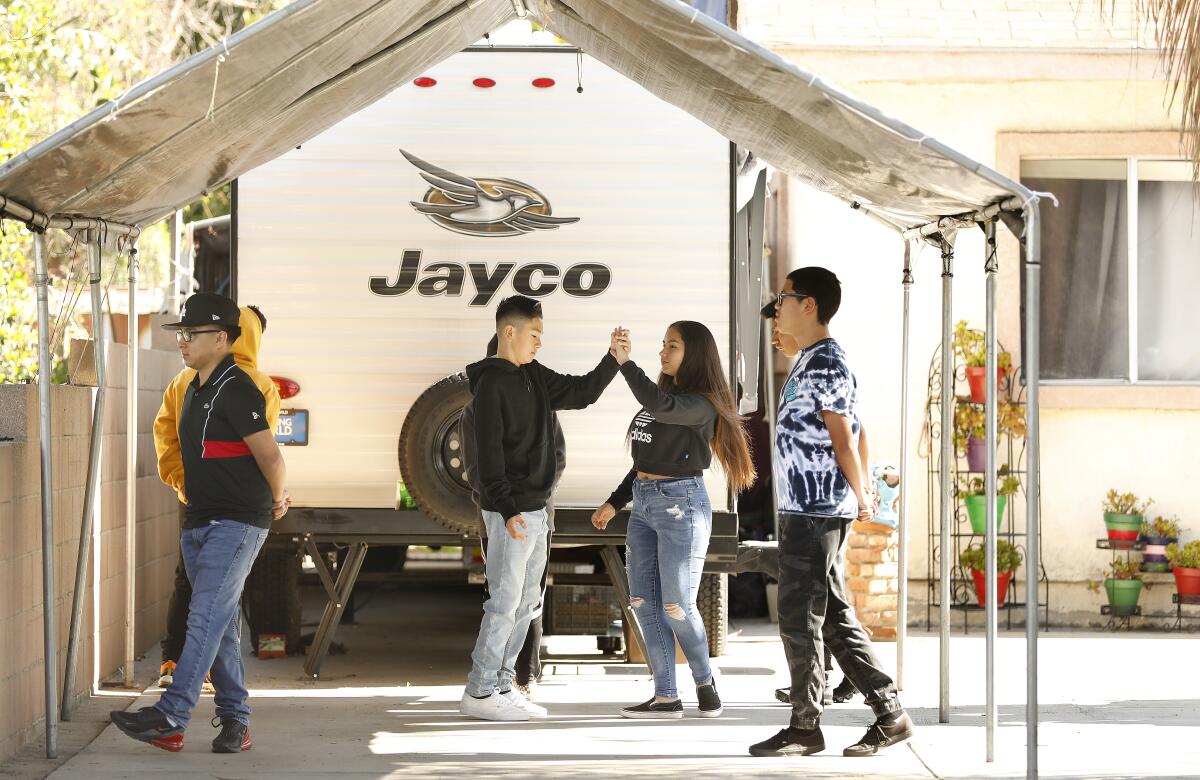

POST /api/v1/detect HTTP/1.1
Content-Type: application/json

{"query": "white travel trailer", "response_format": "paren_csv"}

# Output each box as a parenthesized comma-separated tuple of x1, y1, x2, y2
(233, 48, 768, 673)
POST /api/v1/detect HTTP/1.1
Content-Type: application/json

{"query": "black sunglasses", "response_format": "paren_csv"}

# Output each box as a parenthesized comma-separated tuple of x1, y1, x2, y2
(774, 291, 810, 308)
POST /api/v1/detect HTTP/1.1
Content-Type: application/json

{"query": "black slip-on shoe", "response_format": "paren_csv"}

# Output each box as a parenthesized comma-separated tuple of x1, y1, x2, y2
(110, 706, 184, 751)
(843, 711, 915, 757)
(620, 697, 683, 719)
(749, 726, 826, 757)
(832, 677, 859, 703)
(211, 717, 253, 753)
(773, 687, 790, 704)
(696, 681, 723, 718)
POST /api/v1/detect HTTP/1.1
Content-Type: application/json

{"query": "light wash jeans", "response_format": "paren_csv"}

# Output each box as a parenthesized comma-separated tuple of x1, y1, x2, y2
(466, 508, 550, 697)
(156, 519, 268, 728)
(627, 477, 713, 699)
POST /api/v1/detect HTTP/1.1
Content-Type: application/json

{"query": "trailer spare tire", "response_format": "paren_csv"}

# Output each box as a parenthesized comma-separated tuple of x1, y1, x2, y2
(698, 572, 728, 657)
(399, 373, 480, 535)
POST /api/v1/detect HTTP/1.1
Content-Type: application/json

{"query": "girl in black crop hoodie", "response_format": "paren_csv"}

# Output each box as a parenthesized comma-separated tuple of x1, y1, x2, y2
(593, 321, 755, 720)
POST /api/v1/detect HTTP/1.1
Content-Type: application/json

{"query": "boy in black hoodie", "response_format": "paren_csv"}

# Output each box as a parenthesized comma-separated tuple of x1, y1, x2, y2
(462, 335, 566, 700)
(460, 295, 623, 721)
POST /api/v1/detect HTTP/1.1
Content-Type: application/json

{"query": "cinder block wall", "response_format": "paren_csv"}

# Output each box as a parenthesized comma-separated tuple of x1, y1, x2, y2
(0, 341, 180, 762)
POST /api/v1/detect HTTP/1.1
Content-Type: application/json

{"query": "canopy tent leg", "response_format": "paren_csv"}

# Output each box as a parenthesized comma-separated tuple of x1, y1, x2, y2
(62, 236, 108, 720)
(896, 241, 914, 691)
(984, 220, 999, 761)
(1023, 201, 1042, 780)
(33, 232, 59, 758)
(938, 235, 955, 724)
(124, 244, 139, 688)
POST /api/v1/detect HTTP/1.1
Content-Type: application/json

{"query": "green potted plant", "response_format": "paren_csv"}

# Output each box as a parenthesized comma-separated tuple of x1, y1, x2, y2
(1166, 540, 1200, 597)
(957, 467, 1020, 534)
(1103, 490, 1152, 542)
(959, 541, 1022, 607)
(1140, 515, 1181, 572)
(952, 320, 1013, 403)
(1089, 559, 1146, 616)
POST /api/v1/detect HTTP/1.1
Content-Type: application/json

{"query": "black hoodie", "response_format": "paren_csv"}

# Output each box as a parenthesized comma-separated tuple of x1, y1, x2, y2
(464, 352, 619, 520)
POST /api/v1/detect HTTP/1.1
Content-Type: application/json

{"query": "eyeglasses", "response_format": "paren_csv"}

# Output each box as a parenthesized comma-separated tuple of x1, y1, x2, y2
(774, 291, 810, 308)
(175, 329, 224, 343)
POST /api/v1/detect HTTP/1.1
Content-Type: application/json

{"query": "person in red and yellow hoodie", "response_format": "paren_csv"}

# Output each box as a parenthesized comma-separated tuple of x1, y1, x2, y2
(152, 305, 281, 687)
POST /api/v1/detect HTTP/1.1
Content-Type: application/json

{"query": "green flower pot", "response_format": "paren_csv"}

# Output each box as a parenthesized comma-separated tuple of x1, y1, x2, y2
(1105, 578, 1143, 616)
(965, 494, 1007, 535)
(1103, 512, 1143, 542)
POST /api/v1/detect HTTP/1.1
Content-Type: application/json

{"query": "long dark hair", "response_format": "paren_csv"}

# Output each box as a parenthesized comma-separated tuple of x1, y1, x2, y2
(630, 321, 756, 492)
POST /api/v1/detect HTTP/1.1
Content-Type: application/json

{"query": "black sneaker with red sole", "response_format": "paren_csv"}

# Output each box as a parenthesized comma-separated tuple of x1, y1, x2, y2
(212, 717, 253, 753)
(110, 706, 184, 752)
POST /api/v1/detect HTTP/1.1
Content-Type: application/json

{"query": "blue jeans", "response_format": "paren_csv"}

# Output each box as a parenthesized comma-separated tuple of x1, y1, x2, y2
(156, 519, 268, 729)
(627, 477, 713, 699)
(466, 508, 550, 697)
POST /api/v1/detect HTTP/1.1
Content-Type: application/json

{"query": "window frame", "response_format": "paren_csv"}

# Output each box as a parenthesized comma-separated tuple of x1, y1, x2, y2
(1022, 156, 1200, 386)
(996, 132, 1200, 409)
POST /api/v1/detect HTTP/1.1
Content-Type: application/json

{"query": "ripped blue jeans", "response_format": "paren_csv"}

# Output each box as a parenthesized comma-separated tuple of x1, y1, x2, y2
(626, 477, 713, 699)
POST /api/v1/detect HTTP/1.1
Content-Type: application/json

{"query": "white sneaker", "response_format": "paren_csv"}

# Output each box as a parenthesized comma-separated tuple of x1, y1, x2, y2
(460, 690, 530, 721)
(501, 688, 548, 718)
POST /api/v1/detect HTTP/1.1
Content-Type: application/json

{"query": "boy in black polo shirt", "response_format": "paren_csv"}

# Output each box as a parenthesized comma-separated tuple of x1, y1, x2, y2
(111, 293, 290, 754)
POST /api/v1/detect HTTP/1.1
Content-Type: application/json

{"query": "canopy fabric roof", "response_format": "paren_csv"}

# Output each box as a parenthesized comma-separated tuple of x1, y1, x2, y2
(0, 0, 1031, 233)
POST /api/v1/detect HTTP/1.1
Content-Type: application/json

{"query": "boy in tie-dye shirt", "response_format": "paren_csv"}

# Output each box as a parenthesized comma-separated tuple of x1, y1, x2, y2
(749, 267, 913, 760)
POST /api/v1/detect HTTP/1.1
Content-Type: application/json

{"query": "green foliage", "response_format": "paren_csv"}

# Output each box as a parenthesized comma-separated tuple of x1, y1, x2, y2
(1142, 514, 1182, 540)
(957, 466, 1020, 497)
(953, 401, 1026, 448)
(1166, 540, 1200, 569)
(959, 540, 1023, 573)
(1, 1, 280, 382)
(952, 320, 1013, 370)
(1103, 489, 1152, 516)
(0, 234, 37, 383)
(1088, 558, 1146, 593)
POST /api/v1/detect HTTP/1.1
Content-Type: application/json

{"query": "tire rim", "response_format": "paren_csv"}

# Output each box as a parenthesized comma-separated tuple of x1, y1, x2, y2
(432, 411, 471, 494)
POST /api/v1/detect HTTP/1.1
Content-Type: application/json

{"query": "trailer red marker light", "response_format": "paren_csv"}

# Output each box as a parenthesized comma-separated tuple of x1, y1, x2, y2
(532, 78, 555, 88)
(473, 77, 496, 88)
(413, 77, 437, 87)
(271, 377, 301, 399)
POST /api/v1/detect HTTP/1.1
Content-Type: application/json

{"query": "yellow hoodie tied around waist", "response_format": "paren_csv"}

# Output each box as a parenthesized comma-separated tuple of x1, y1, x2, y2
(153, 306, 282, 504)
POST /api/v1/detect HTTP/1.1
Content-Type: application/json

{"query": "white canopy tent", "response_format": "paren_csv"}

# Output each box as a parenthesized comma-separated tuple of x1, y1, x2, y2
(0, 1, 1043, 774)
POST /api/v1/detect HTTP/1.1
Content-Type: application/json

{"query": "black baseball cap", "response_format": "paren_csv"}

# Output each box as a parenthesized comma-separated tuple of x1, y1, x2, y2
(162, 292, 240, 330)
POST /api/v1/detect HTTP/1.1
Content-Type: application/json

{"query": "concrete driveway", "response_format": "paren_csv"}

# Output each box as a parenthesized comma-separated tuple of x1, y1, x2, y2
(30, 582, 1200, 779)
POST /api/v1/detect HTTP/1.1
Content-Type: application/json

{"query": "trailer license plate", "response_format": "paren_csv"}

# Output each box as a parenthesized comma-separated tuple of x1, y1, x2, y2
(275, 410, 308, 446)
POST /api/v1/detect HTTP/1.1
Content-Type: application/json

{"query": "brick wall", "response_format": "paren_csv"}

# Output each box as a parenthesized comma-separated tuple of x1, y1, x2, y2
(845, 520, 899, 640)
(0, 340, 180, 763)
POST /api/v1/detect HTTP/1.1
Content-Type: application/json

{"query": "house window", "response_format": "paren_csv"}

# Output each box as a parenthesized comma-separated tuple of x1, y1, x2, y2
(1022, 159, 1200, 383)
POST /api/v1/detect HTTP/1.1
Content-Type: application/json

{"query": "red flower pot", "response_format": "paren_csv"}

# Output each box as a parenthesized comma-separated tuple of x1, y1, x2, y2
(1174, 566, 1200, 597)
(971, 568, 1014, 607)
(966, 366, 1007, 404)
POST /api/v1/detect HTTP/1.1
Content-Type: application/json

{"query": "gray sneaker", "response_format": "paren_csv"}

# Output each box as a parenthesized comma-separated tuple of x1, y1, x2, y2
(620, 697, 683, 719)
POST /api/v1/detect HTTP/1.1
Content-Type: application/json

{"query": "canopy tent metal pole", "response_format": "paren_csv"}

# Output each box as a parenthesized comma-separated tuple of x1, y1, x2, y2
(0, 194, 138, 238)
(896, 241, 914, 691)
(1023, 200, 1042, 780)
(61, 236, 108, 720)
(33, 231, 59, 758)
(984, 220, 999, 761)
(124, 245, 139, 688)
(938, 236, 954, 724)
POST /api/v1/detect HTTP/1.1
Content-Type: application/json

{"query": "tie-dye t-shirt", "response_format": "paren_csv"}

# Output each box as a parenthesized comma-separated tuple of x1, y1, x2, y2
(775, 337, 860, 518)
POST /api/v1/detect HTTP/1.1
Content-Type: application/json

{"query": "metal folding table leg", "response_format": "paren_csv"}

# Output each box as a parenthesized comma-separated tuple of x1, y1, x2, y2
(303, 539, 369, 678)
(599, 544, 649, 665)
